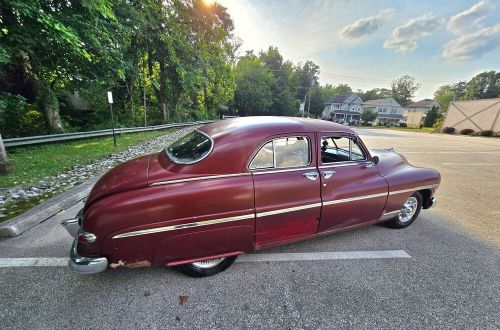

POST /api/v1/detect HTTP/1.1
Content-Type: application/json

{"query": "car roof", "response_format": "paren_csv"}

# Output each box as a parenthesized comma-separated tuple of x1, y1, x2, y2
(199, 116, 355, 139)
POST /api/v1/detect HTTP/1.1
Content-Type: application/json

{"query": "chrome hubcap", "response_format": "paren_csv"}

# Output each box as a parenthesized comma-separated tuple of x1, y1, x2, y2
(191, 258, 225, 269)
(398, 196, 418, 223)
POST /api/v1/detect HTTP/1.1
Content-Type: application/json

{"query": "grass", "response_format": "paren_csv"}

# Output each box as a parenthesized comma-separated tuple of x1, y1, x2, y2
(360, 126, 435, 133)
(0, 130, 172, 189)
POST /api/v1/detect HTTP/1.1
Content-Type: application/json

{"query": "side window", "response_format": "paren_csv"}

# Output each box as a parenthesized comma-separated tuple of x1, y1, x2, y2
(250, 137, 310, 170)
(321, 136, 366, 163)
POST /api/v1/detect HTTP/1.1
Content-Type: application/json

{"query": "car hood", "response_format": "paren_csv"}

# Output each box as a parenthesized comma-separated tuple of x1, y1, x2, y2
(85, 154, 152, 208)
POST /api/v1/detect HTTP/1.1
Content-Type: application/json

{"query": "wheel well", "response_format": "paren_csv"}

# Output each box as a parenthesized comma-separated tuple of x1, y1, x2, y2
(420, 189, 432, 209)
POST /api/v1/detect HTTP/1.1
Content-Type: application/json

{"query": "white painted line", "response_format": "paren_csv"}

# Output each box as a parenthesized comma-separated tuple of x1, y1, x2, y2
(0, 258, 67, 268)
(0, 250, 411, 268)
(441, 163, 500, 166)
(237, 250, 411, 262)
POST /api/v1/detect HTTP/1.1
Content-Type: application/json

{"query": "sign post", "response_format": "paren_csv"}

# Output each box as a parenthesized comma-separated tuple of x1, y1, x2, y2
(107, 91, 116, 147)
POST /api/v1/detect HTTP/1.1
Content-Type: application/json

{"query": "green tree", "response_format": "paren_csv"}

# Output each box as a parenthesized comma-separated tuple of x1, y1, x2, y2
(423, 106, 438, 127)
(361, 109, 377, 123)
(359, 88, 392, 101)
(294, 60, 320, 101)
(434, 85, 455, 112)
(0, 0, 119, 132)
(391, 75, 420, 106)
(463, 71, 500, 100)
(232, 56, 273, 116)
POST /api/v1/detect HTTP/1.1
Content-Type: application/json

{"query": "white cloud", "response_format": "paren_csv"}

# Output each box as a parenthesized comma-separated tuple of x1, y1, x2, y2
(442, 1, 499, 61)
(442, 23, 500, 61)
(446, 0, 491, 35)
(339, 9, 394, 40)
(384, 13, 442, 53)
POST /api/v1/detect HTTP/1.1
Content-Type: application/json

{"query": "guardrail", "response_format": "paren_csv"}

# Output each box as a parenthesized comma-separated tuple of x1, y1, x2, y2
(4, 120, 215, 148)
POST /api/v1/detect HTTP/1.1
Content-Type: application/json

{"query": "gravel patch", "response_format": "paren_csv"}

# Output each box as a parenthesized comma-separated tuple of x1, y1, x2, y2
(0, 127, 196, 220)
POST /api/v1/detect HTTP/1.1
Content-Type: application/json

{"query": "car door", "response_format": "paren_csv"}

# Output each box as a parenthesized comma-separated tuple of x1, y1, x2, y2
(250, 134, 321, 247)
(317, 132, 388, 233)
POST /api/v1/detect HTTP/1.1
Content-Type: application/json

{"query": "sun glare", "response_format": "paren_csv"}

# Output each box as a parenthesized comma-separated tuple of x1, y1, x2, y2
(202, 0, 216, 6)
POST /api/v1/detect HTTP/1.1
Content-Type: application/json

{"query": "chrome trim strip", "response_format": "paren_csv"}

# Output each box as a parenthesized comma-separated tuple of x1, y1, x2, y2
(379, 210, 400, 220)
(150, 173, 251, 186)
(252, 167, 317, 175)
(323, 192, 387, 206)
(112, 213, 256, 239)
(389, 184, 439, 195)
(318, 161, 370, 169)
(256, 202, 322, 218)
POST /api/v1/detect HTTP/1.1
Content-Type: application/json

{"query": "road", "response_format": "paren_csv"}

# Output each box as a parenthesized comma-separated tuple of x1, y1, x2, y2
(0, 128, 498, 329)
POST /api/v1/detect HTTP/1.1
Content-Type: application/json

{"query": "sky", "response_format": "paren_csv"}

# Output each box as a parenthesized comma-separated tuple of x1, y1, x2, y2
(216, 0, 500, 100)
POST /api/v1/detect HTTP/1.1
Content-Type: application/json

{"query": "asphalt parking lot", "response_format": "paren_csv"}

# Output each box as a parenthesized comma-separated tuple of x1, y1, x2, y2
(0, 128, 499, 329)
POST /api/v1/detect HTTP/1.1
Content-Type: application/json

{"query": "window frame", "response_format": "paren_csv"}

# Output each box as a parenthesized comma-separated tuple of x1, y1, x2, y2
(320, 135, 368, 165)
(249, 135, 312, 171)
(164, 130, 214, 165)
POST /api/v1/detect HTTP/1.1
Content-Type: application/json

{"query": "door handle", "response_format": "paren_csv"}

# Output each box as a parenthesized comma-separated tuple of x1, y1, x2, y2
(303, 172, 319, 181)
(321, 170, 336, 179)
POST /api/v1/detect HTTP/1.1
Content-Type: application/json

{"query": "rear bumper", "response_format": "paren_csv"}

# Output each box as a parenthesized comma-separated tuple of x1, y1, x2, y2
(68, 240, 108, 274)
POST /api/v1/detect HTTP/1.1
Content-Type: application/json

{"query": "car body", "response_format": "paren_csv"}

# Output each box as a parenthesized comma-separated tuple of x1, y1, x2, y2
(64, 117, 440, 276)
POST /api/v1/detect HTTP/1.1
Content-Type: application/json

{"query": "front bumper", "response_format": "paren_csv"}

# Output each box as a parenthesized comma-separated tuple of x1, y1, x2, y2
(68, 240, 108, 274)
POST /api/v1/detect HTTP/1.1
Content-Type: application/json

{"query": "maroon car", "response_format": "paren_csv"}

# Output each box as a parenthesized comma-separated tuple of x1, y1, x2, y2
(63, 117, 440, 277)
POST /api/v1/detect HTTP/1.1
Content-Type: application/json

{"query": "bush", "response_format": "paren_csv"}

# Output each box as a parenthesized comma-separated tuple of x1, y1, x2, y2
(442, 127, 455, 134)
(480, 130, 494, 137)
(399, 123, 407, 127)
(460, 128, 474, 135)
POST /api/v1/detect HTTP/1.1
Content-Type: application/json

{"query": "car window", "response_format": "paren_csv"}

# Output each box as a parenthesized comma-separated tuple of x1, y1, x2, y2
(165, 130, 213, 164)
(321, 136, 366, 163)
(250, 136, 310, 170)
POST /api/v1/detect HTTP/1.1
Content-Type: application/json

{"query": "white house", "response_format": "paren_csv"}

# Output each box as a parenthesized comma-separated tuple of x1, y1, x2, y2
(362, 98, 404, 125)
(405, 99, 441, 115)
(322, 93, 363, 124)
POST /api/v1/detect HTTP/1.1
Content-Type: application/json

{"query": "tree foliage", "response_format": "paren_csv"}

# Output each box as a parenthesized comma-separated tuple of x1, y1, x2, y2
(361, 109, 377, 122)
(423, 106, 438, 127)
(391, 75, 420, 106)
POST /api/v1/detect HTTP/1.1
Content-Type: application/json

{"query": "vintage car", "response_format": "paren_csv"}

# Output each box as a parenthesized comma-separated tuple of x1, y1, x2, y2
(63, 117, 440, 277)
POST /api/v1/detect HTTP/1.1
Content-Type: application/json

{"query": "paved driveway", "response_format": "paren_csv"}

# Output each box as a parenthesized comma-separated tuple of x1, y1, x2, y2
(0, 129, 498, 329)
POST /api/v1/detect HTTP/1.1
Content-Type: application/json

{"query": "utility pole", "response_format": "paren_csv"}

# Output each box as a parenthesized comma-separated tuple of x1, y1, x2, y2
(306, 77, 312, 118)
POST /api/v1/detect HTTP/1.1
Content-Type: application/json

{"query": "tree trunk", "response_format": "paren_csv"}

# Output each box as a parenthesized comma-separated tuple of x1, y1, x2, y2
(34, 81, 64, 133)
(0, 133, 12, 175)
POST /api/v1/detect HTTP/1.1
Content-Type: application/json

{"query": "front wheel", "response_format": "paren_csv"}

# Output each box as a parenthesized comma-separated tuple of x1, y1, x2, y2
(385, 192, 422, 229)
(177, 256, 237, 277)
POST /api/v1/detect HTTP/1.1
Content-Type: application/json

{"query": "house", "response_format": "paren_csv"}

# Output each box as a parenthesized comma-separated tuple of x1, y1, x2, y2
(403, 99, 441, 127)
(362, 98, 404, 126)
(405, 99, 441, 114)
(322, 93, 363, 124)
(442, 98, 500, 134)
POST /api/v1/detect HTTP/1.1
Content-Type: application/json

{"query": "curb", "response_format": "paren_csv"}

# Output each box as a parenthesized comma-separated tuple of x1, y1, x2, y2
(0, 176, 101, 237)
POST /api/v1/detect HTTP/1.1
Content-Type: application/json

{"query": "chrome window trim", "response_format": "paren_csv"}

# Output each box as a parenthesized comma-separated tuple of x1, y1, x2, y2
(112, 213, 255, 239)
(256, 202, 322, 218)
(249, 135, 312, 171)
(252, 166, 317, 175)
(149, 173, 252, 186)
(318, 161, 371, 169)
(389, 184, 439, 195)
(322, 192, 388, 206)
(320, 135, 367, 166)
(164, 130, 214, 165)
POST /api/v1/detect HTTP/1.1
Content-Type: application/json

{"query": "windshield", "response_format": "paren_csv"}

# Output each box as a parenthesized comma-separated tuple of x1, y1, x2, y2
(165, 130, 213, 164)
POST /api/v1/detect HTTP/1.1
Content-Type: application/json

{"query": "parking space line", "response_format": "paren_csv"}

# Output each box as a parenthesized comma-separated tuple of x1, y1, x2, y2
(441, 163, 500, 165)
(0, 250, 411, 268)
(0, 258, 67, 267)
(237, 250, 411, 262)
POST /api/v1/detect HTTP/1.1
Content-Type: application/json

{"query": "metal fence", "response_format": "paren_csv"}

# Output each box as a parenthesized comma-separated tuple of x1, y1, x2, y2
(4, 120, 215, 148)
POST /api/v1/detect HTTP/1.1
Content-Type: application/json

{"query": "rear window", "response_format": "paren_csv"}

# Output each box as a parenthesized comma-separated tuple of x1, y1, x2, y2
(165, 130, 213, 164)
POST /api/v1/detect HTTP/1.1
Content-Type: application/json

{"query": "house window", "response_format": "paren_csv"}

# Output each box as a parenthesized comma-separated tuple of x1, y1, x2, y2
(391, 109, 397, 114)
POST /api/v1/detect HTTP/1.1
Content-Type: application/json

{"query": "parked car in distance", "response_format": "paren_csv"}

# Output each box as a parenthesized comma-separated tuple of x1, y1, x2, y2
(63, 117, 440, 277)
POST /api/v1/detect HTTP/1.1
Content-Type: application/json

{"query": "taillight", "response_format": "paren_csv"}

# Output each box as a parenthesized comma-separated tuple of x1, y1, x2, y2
(77, 229, 96, 243)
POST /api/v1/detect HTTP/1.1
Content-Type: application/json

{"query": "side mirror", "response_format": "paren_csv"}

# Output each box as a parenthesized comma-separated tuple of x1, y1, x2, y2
(371, 156, 379, 165)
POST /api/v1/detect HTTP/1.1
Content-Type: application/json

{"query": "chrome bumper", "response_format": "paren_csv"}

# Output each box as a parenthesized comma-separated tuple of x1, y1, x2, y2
(429, 196, 437, 208)
(69, 240, 108, 274)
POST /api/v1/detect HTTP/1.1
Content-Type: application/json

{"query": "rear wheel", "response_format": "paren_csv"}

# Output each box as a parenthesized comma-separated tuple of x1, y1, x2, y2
(386, 192, 422, 229)
(177, 256, 237, 277)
